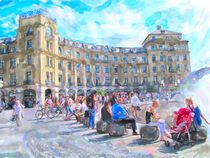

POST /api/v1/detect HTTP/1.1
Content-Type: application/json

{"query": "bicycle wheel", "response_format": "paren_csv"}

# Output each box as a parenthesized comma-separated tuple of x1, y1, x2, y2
(35, 110, 43, 119)
(46, 110, 55, 119)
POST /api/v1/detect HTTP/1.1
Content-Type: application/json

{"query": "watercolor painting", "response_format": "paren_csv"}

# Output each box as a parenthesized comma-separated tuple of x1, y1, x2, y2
(0, 0, 210, 157)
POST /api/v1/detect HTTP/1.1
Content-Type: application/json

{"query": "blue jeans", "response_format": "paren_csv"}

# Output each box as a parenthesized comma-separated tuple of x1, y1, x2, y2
(66, 106, 72, 117)
(88, 108, 96, 128)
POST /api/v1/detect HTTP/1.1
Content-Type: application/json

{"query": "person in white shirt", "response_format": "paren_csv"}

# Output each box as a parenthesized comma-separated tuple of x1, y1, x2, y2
(130, 92, 140, 118)
(12, 100, 24, 127)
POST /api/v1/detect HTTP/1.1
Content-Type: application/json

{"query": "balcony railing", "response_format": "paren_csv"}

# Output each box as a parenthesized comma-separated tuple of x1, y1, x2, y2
(23, 80, 34, 85)
(10, 82, 16, 86)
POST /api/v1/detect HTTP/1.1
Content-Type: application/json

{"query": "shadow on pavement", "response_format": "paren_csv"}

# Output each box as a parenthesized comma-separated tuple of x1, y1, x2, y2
(128, 139, 161, 147)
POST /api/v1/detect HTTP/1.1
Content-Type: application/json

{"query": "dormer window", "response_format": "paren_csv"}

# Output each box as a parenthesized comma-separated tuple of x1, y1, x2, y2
(151, 45, 155, 51)
(174, 45, 178, 51)
(58, 47, 62, 54)
(165, 36, 169, 39)
(76, 52, 80, 58)
(152, 36, 156, 40)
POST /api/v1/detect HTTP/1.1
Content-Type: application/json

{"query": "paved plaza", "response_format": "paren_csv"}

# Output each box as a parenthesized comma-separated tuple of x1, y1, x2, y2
(0, 108, 209, 158)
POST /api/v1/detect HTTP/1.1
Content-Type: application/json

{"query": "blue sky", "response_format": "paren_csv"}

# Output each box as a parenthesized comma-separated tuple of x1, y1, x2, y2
(0, 0, 210, 71)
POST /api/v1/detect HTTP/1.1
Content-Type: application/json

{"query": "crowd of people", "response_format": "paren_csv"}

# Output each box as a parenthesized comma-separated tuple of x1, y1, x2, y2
(1, 89, 209, 143)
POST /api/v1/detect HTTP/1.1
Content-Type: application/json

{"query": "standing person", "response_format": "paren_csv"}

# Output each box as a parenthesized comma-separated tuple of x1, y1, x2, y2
(1, 99, 6, 113)
(65, 96, 73, 118)
(12, 100, 23, 127)
(87, 90, 97, 129)
(59, 94, 65, 107)
(131, 92, 140, 118)
(45, 95, 54, 110)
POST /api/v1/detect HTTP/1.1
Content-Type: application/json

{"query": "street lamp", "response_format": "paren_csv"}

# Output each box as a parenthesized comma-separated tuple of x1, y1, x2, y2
(0, 80, 3, 107)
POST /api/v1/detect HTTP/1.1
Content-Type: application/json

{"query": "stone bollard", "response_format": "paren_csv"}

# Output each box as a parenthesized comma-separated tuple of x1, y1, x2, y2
(79, 116, 84, 124)
(125, 123, 132, 129)
(108, 123, 125, 137)
(96, 120, 109, 134)
(83, 117, 89, 127)
(191, 125, 207, 142)
(140, 125, 160, 141)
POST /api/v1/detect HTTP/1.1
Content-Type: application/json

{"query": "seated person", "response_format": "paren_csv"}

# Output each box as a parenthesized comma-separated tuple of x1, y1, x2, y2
(146, 100, 171, 141)
(63, 99, 81, 121)
(101, 101, 112, 123)
(75, 98, 86, 123)
(185, 97, 210, 127)
(111, 96, 138, 135)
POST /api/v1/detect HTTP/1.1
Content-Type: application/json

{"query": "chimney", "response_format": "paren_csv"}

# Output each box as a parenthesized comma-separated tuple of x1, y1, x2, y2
(157, 25, 162, 30)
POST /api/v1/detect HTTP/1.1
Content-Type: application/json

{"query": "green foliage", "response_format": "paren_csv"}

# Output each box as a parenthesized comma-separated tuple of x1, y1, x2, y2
(146, 86, 156, 92)
(97, 89, 105, 96)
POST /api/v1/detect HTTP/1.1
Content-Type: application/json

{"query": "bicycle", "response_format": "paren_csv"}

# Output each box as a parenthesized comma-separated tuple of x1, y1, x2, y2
(35, 106, 54, 119)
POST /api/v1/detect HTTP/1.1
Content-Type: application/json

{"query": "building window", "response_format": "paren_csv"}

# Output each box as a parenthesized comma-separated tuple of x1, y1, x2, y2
(174, 45, 178, 51)
(175, 54, 179, 61)
(58, 47, 62, 54)
(112, 48, 116, 52)
(105, 77, 109, 84)
(123, 66, 127, 73)
(168, 56, 172, 62)
(160, 55, 163, 61)
(75, 43, 79, 48)
(68, 50, 71, 55)
(152, 55, 156, 62)
(0, 60, 4, 69)
(184, 64, 188, 71)
(68, 76, 71, 86)
(46, 72, 49, 82)
(95, 77, 100, 86)
(86, 77, 90, 85)
(86, 65, 90, 72)
(10, 74, 16, 85)
(169, 76, 174, 84)
(153, 76, 158, 83)
(95, 65, 99, 73)
(166, 45, 170, 51)
(142, 56, 146, 63)
(103, 47, 107, 52)
(46, 56, 49, 66)
(27, 39, 32, 48)
(168, 65, 173, 72)
(176, 64, 180, 72)
(160, 65, 165, 72)
(68, 62, 71, 71)
(0, 75, 3, 81)
(76, 63, 80, 72)
(50, 57, 52, 67)
(142, 66, 147, 73)
(95, 54, 99, 60)
(76, 52, 80, 58)
(0, 48, 5, 54)
(159, 45, 163, 51)
(50, 43, 52, 50)
(165, 36, 169, 39)
(152, 36, 156, 40)
(182, 44, 186, 50)
(183, 54, 187, 61)
(84, 53, 89, 60)
(114, 78, 118, 84)
(12, 46, 17, 53)
(26, 55, 32, 65)
(143, 77, 147, 83)
(93, 46, 97, 50)
(59, 74, 62, 83)
(58, 60, 62, 70)
(124, 78, 128, 84)
(153, 66, 157, 73)
(114, 66, 118, 73)
(50, 72, 53, 83)
(26, 71, 32, 81)
(104, 55, 108, 61)
(133, 66, 137, 73)
(77, 76, 81, 85)
(10, 58, 16, 68)
(104, 66, 109, 73)
(113, 56, 118, 62)
(26, 27, 33, 36)
(151, 45, 155, 51)
(134, 77, 137, 83)
(123, 56, 127, 62)
(46, 26, 52, 37)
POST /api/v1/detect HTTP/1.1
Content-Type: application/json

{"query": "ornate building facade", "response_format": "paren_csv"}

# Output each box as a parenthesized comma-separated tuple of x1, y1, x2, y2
(0, 9, 191, 106)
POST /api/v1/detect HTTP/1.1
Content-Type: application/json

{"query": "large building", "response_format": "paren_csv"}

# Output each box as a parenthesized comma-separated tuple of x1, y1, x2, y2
(0, 9, 190, 106)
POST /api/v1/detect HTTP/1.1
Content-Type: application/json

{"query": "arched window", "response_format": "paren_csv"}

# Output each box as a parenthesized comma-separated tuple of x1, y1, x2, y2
(58, 47, 62, 54)
(67, 50, 71, 55)
(46, 26, 52, 37)
(153, 66, 157, 73)
(26, 27, 33, 36)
